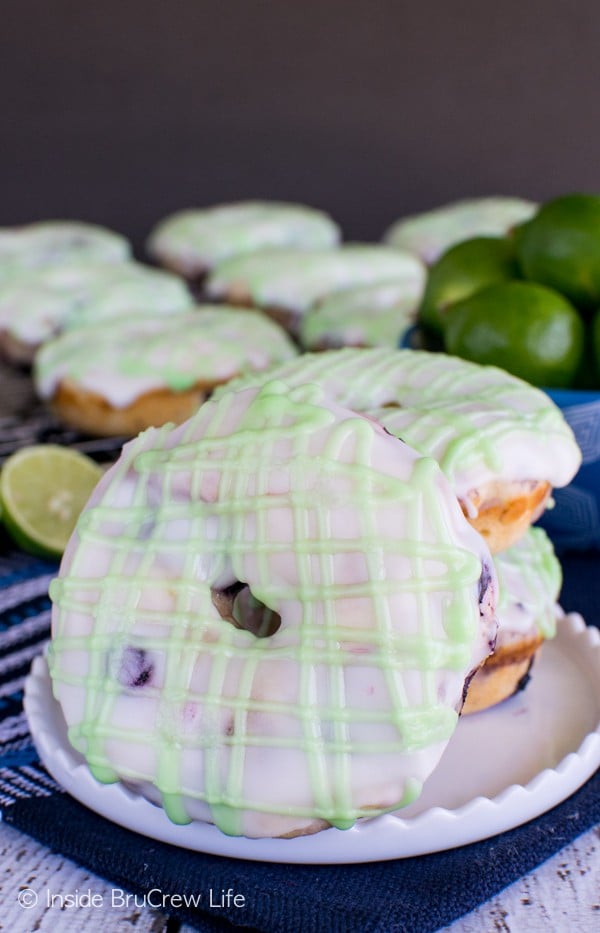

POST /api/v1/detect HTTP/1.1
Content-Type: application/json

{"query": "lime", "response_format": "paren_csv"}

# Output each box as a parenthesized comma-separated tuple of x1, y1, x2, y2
(592, 311, 600, 383)
(419, 236, 518, 336)
(516, 193, 600, 309)
(443, 280, 584, 388)
(570, 319, 599, 389)
(0, 445, 103, 558)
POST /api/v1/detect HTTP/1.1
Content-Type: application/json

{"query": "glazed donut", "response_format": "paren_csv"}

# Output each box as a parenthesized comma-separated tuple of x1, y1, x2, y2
(300, 280, 423, 351)
(214, 348, 581, 553)
(383, 197, 537, 264)
(205, 244, 425, 338)
(34, 307, 298, 437)
(0, 220, 130, 281)
(147, 201, 340, 283)
(49, 380, 497, 838)
(0, 261, 192, 364)
(463, 527, 561, 713)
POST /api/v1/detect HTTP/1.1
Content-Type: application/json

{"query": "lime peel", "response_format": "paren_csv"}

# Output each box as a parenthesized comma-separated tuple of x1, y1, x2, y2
(0, 445, 103, 558)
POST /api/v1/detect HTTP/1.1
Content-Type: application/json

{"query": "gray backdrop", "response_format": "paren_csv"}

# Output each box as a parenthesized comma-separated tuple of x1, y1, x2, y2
(2, 0, 598, 251)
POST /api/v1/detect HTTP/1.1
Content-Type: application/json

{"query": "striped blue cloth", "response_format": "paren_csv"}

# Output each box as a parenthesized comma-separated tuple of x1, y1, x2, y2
(1, 546, 599, 933)
(0, 552, 58, 801)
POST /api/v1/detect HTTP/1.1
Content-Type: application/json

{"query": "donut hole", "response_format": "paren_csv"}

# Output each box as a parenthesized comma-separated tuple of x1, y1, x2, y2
(211, 581, 281, 638)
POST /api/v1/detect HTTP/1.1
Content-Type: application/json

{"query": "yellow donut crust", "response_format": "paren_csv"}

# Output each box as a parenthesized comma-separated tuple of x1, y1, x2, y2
(460, 479, 551, 553)
(50, 378, 211, 437)
(35, 307, 299, 437)
(462, 632, 544, 714)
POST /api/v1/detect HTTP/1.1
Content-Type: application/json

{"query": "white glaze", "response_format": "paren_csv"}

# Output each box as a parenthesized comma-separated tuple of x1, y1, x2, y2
(215, 348, 582, 508)
(0, 261, 193, 351)
(383, 197, 537, 264)
(206, 244, 425, 314)
(49, 381, 497, 837)
(0, 221, 130, 280)
(300, 279, 425, 350)
(147, 201, 341, 276)
(494, 527, 561, 644)
(34, 307, 298, 407)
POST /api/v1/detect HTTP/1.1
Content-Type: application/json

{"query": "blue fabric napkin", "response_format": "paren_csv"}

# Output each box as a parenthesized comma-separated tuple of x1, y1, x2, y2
(1, 545, 598, 933)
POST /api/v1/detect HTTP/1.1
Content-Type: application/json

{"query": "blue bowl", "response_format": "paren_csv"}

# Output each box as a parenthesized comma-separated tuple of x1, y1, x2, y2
(539, 389, 600, 552)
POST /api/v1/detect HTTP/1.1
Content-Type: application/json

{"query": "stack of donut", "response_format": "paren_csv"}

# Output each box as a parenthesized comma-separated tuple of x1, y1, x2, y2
(4, 200, 582, 838)
(465, 525, 562, 713)
(214, 347, 579, 713)
(49, 380, 499, 838)
(47, 351, 580, 837)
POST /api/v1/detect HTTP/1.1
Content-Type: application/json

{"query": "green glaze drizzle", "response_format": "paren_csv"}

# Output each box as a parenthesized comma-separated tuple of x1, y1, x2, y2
(299, 280, 424, 350)
(147, 201, 340, 273)
(0, 260, 191, 348)
(214, 347, 581, 499)
(49, 380, 490, 835)
(0, 221, 130, 284)
(383, 197, 537, 263)
(494, 527, 562, 640)
(35, 307, 297, 407)
(206, 245, 424, 314)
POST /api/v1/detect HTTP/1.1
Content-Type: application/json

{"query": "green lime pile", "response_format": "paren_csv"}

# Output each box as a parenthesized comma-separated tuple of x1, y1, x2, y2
(0, 445, 103, 558)
(418, 193, 600, 388)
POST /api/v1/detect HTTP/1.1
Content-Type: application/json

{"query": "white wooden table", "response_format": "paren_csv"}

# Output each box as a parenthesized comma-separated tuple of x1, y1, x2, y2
(0, 819, 598, 932)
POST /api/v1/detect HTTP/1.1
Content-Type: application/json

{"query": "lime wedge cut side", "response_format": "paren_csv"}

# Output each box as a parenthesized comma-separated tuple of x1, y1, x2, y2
(0, 445, 103, 558)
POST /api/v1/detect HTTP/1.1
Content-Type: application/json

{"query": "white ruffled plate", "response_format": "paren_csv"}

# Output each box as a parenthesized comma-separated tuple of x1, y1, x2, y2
(24, 613, 600, 864)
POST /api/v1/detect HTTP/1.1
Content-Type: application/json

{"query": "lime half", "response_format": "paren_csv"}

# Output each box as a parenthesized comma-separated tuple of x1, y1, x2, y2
(0, 445, 103, 558)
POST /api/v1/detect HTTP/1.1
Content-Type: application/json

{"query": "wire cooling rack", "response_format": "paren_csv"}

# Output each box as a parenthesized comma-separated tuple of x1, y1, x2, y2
(0, 360, 126, 465)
